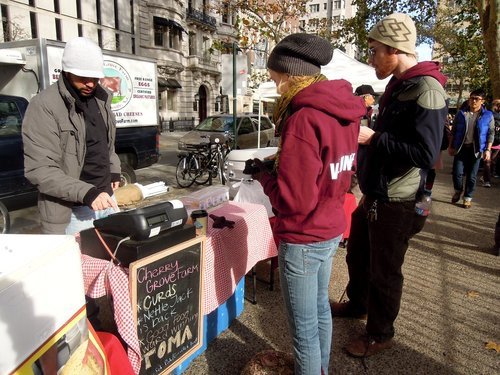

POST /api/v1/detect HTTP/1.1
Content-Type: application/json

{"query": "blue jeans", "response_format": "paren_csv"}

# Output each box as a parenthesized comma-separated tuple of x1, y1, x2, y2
(65, 204, 119, 235)
(452, 145, 481, 199)
(278, 236, 341, 375)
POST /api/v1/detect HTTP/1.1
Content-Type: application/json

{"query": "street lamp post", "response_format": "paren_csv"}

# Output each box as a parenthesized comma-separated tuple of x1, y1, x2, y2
(232, 41, 238, 149)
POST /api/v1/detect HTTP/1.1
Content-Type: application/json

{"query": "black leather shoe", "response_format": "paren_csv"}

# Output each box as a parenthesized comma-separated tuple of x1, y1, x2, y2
(330, 302, 367, 320)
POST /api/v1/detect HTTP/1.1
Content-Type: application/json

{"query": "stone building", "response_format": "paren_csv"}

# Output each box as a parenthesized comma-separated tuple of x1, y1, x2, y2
(0, 0, 239, 124)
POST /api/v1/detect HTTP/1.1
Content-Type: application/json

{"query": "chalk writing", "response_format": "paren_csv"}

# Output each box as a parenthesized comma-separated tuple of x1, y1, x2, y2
(130, 238, 204, 375)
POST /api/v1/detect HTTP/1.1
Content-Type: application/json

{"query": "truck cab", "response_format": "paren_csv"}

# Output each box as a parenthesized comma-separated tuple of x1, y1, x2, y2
(0, 94, 37, 232)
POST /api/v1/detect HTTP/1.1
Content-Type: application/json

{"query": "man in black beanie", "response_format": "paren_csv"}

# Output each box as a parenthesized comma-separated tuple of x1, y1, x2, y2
(252, 33, 366, 374)
(354, 84, 378, 128)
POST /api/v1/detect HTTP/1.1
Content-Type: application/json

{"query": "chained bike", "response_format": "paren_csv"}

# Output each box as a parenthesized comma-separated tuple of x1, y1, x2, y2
(175, 137, 231, 188)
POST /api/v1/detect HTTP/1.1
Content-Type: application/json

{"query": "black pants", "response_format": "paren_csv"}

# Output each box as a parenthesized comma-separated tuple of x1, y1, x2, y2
(345, 197, 426, 342)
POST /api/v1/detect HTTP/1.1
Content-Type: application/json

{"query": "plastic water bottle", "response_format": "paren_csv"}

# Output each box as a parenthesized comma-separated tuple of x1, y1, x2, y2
(415, 195, 432, 216)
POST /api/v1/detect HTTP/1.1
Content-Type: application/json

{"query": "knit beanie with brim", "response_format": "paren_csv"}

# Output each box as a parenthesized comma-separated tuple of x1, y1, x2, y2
(267, 33, 333, 76)
(368, 13, 416, 55)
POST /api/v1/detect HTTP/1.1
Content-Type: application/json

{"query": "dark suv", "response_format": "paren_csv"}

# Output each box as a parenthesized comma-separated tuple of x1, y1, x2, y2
(0, 94, 37, 232)
(177, 114, 275, 151)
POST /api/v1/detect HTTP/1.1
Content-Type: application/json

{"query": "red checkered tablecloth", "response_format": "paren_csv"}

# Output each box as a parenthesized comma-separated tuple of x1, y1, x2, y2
(81, 201, 277, 374)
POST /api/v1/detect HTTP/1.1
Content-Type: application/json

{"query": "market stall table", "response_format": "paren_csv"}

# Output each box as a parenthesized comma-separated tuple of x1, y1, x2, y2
(81, 201, 277, 374)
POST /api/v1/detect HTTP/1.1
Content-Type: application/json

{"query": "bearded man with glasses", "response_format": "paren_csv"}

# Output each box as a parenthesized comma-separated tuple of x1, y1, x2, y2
(331, 13, 448, 357)
(448, 89, 494, 207)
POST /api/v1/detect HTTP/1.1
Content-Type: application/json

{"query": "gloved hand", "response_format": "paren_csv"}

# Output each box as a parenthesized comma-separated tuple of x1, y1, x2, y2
(250, 158, 271, 182)
(209, 214, 235, 229)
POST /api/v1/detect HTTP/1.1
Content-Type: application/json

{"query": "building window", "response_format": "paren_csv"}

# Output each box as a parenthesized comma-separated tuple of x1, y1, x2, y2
(154, 22, 166, 47)
(78, 24, 82, 37)
(30, 12, 38, 38)
(334, 0, 342, 9)
(153, 17, 182, 50)
(222, 3, 231, 24)
(54, 0, 60, 14)
(29, 0, 35, 6)
(167, 90, 176, 111)
(96, 0, 101, 24)
(76, 0, 81, 19)
(114, 0, 119, 29)
(324, 3, 327, 10)
(310, 4, 320, 13)
(189, 32, 196, 55)
(2, 5, 9, 41)
(55, 18, 62, 41)
(169, 27, 181, 49)
(97, 29, 102, 47)
(115, 33, 120, 51)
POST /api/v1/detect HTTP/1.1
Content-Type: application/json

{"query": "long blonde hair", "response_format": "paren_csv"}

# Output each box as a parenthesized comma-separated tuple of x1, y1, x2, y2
(272, 73, 327, 171)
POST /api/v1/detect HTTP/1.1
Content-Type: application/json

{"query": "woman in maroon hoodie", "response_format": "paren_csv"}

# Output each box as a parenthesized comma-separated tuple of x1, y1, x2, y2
(251, 33, 366, 374)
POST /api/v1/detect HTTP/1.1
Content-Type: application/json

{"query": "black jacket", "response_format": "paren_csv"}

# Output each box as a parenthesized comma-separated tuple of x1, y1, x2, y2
(357, 62, 448, 202)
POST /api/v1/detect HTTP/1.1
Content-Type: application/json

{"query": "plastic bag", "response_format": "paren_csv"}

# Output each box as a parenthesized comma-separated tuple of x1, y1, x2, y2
(233, 180, 274, 218)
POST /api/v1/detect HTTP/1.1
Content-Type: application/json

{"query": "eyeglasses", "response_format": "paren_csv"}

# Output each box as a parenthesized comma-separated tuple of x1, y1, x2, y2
(469, 96, 484, 102)
(367, 47, 377, 57)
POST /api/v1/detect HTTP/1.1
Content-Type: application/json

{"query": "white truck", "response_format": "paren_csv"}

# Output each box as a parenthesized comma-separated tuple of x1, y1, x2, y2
(0, 38, 160, 185)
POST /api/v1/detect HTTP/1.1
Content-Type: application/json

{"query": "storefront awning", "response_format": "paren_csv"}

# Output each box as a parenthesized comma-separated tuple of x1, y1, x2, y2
(153, 17, 187, 34)
(158, 78, 182, 89)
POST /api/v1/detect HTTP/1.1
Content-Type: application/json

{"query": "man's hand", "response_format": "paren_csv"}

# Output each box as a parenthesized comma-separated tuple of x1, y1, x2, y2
(91, 192, 118, 211)
(358, 126, 375, 145)
(483, 150, 491, 161)
(111, 181, 120, 190)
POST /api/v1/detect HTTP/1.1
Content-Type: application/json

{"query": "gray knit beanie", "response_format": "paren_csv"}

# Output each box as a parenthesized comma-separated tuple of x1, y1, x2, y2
(368, 13, 416, 55)
(267, 33, 333, 76)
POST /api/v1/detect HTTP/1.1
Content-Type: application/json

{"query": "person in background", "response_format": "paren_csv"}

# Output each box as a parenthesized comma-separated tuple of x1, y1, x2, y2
(448, 88, 494, 207)
(482, 98, 500, 184)
(354, 84, 378, 128)
(251, 33, 365, 374)
(331, 13, 448, 357)
(23, 37, 121, 234)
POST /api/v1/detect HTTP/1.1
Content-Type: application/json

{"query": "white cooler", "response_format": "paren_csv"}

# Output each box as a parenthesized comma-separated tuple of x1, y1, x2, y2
(0, 234, 86, 374)
(224, 147, 278, 198)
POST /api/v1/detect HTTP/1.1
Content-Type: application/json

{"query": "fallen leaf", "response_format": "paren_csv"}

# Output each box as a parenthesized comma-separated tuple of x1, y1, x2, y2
(484, 341, 500, 353)
(467, 290, 480, 298)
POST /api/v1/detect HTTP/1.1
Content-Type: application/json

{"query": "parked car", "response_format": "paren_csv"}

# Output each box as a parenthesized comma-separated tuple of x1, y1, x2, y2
(0, 94, 38, 233)
(177, 114, 275, 151)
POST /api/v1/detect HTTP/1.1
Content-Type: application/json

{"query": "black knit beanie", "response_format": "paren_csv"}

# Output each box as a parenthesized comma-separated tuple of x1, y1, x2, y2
(267, 33, 333, 76)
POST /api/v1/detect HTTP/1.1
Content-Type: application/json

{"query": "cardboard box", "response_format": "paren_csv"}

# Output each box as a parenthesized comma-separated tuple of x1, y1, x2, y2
(0, 234, 86, 374)
(180, 185, 230, 213)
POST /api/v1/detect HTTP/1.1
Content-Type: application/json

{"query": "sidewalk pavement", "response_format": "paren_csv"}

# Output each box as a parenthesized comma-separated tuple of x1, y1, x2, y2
(7, 133, 500, 374)
(183, 153, 500, 375)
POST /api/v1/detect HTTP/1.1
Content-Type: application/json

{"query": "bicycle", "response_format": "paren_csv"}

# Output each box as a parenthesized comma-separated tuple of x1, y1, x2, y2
(0, 200, 10, 234)
(176, 136, 231, 188)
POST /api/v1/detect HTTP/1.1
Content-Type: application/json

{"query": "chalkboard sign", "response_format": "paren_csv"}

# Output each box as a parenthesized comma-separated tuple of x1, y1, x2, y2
(129, 237, 205, 375)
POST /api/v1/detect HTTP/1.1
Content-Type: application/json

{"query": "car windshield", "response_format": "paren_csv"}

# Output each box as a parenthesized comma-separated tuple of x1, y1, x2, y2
(195, 117, 235, 133)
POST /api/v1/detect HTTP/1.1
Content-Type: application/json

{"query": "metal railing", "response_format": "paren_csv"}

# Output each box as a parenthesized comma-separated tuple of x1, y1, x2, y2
(186, 8, 216, 28)
(161, 117, 195, 132)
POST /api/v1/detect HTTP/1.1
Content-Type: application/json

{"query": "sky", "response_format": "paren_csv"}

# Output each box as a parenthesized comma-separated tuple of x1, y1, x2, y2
(416, 43, 433, 61)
